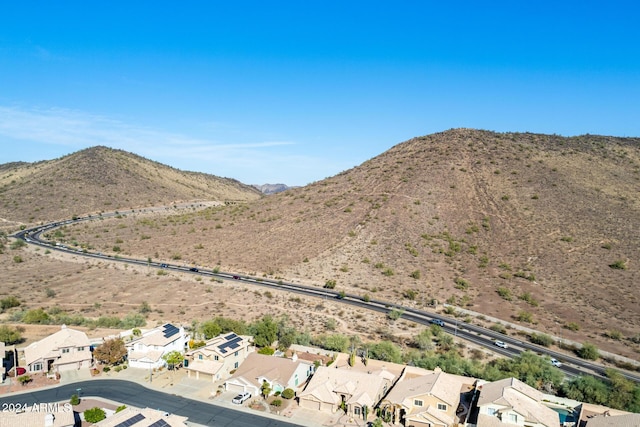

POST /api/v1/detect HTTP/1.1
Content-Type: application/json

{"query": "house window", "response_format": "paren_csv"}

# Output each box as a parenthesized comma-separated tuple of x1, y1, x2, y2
(234, 351, 238, 356)
(414, 399, 423, 407)
(32, 363, 42, 372)
(234, 361, 239, 369)
(62, 348, 70, 354)
(509, 414, 517, 423)
(487, 408, 497, 416)
(437, 403, 447, 411)
(198, 354, 203, 360)
(214, 355, 219, 361)
(354, 407, 361, 415)
(77, 347, 84, 351)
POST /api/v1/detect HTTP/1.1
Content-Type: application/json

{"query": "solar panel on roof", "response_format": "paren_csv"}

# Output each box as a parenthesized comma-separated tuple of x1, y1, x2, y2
(163, 324, 179, 338)
(225, 333, 237, 340)
(114, 413, 145, 427)
(148, 419, 170, 427)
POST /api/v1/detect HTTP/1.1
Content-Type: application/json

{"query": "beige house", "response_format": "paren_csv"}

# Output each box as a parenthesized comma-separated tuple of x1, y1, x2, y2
(126, 323, 187, 370)
(94, 406, 189, 427)
(475, 378, 559, 427)
(225, 352, 314, 396)
(184, 332, 253, 382)
(299, 365, 393, 419)
(0, 407, 75, 427)
(584, 413, 640, 427)
(381, 368, 475, 427)
(24, 325, 92, 373)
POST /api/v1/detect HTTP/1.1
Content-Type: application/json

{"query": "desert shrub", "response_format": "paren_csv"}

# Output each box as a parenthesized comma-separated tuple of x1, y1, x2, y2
(257, 347, 275, 355)
(17, 375, 32, 385)
(489, 323, 506, 334)
(0, 296, 21, 310)
(271, 398, 282, 407)
(454, 277, 469, 290)
(519, 292, 539, 307)
(577, 343, 599, 360)
(13, 255, 23, 263)
(10, 239, 27, 249)
(387, 308, 404, 321)
(70, 394, 80, 405)
(496, 287, 512, 301)
(564, 322, 580, 331)
(22, 308, 50, 324)
(516, 311, 533, 323)
(0, 325, 23, 344)
(409, 270, 421, 279)
(605, 330, 623, 340)
(84, 407, 106, 423)
(382, 268, 394, 277)
(116, 405, 127, 413)
(609, 260, 627, 270)
(323, 280, 336, 289)
(403, 289, 417, 300)
(529, 333, 554, 347)
(281, 388, 295, 399)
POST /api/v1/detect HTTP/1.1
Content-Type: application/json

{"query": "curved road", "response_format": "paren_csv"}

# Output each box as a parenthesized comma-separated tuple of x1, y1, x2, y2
(11, 209, 640, 384)
(0, 380, 301, 427)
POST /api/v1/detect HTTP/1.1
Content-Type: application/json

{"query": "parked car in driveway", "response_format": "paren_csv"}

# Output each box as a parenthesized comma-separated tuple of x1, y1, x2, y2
(494, 340, 508, 348)
(232, 392, 251, 404)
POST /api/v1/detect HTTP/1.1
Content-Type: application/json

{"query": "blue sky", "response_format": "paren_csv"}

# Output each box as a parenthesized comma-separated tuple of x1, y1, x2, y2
(1, 2, 639, 186)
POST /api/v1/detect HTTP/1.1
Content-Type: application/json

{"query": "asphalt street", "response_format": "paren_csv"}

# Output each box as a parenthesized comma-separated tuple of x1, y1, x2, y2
(0, 380, 304, 427)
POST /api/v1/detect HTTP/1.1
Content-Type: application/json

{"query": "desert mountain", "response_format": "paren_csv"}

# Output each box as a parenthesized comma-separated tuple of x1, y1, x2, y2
(0, 146, 262, 227)
(64, 129, 640, 351)
(2, 130, 639, 357)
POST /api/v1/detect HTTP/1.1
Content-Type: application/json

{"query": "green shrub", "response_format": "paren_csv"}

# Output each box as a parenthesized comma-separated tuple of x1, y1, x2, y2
(409, 270, 421, 279)
(564, 322, 580, 331)
(84, 407, 106, 423)
(577, 342, 599, 360)
(257, 347, 275, 355)
(116, 405, 127, 413)
(496, 287, 512, 300)
(323, 280, 336, 289)
(271, 398, 282, 407)
(70, 394, 80, 405)
(529, 333, 554, 347)
(454, 277, 469, 290)
(281, 388, 295, 399)
(609, 260, 627, 270)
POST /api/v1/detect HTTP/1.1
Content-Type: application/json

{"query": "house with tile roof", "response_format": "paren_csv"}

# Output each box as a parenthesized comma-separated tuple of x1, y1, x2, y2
(475, 377, 560, 427)
(125, 323, 187, 370)
(184, 332, 253, 382)
(0, 406, 75, 427)
(23, 325, 92, 373)
(584, 413, 640, 427)
(380, 368, 476, 427)
(298, 365, 393, 420)
(224, 352, 314, 397)
(94, 406, 189, 427)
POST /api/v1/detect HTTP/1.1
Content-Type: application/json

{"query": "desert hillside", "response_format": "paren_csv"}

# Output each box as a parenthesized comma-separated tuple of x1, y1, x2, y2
(0, 145, 262, 228)
(1, 130, 639, 358)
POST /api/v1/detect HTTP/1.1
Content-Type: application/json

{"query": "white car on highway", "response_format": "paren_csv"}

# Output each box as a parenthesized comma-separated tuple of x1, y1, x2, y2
(494, 340, 508, 349)
(550, 358, 562, 367)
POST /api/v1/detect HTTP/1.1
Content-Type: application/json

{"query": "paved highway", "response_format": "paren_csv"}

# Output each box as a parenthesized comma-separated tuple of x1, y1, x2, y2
(0, 380, 302, 427)
(11, 209, 640, 384)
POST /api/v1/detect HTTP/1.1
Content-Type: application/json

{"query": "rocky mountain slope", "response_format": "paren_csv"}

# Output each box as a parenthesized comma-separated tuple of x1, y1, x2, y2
(63, 129, 640, 354)
(0, 146, 262, 228)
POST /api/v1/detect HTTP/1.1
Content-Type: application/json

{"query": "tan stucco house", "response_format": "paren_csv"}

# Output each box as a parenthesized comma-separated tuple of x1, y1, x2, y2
(475, 377, 560, 427)
(184, 332, 253, 382)
(298, 365, 393, 419)
(24, 325, 92, 373)
(225, 352, 314, 396)
(381, 368, 475, 427)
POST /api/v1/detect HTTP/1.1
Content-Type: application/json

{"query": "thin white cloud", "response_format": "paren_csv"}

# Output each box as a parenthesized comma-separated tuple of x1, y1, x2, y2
(0, 105, 338, 185)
